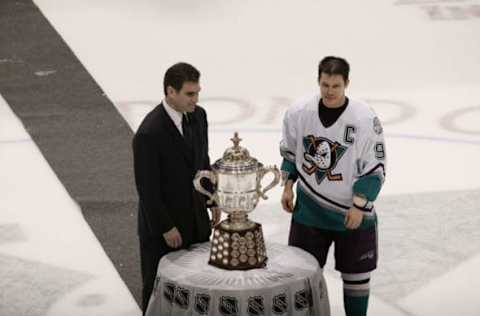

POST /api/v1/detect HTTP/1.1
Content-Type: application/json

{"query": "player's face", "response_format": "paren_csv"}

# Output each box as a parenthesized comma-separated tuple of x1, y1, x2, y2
(166, 81, 200, 113)
(318, 73, 349, 108)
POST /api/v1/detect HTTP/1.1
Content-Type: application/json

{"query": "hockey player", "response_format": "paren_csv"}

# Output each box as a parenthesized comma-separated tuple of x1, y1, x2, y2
(280, 56, 386, 316)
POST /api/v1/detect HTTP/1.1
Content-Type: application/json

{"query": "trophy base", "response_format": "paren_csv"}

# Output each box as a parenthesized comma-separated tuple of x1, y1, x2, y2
(208, 220, 267, 270)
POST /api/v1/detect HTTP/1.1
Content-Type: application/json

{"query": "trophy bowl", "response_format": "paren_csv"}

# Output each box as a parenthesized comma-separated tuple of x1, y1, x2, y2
(193, 132, 280, 270)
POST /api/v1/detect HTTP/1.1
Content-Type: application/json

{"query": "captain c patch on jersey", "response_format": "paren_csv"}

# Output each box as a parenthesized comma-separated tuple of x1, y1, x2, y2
(302, 135, 347, 184)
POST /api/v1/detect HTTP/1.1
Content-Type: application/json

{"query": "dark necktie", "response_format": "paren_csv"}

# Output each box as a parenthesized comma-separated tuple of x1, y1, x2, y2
(182, 113, 193, 152)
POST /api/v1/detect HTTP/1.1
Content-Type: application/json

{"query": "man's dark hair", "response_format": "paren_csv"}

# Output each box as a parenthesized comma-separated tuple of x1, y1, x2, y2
(163, 62, 200, 95)
(318, 56, 350, 82)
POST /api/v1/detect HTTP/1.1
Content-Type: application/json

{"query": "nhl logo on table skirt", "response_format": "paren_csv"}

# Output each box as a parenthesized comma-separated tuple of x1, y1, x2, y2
(294, 289, 311, 311)
(247, 296, 265, 316)
(272, 293, 288, 315)
(219, 296, 239, 316)
(194, 294, 211, 315)
(173, 287, 190, 309)
(163, 282, 175, 303)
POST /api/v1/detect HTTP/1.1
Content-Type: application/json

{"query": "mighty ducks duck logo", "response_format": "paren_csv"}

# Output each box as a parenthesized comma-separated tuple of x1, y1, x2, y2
(302, 135, 347, 184)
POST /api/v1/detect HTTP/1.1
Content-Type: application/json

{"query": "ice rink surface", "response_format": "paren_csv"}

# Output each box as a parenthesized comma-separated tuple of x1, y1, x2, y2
(1, 0, 480, 315)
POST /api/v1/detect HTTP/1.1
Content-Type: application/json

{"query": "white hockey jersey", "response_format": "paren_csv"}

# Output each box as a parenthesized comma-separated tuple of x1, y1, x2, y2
(280, 95, 386, 219)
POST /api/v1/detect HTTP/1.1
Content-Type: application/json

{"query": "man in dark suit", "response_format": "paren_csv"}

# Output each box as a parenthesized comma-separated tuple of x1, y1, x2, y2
(132, 62, 220, 314)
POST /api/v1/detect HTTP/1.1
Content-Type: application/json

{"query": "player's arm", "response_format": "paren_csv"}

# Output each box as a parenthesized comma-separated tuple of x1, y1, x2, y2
(280, 108, 299, 212)
(352, 116, 386, 211)
(346, 116, 386, 229)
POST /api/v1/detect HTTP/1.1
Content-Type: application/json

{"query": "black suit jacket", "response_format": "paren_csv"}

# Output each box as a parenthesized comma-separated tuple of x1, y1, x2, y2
(132, 103, 213, 247)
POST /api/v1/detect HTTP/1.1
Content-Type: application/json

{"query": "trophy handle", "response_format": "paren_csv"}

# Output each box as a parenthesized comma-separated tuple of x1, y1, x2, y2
(193, 170, 218, 204)
(256, 165, 281, 200)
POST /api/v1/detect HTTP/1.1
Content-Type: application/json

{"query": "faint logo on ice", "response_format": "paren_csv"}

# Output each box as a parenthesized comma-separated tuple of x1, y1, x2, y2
(116, 98, 480, 143)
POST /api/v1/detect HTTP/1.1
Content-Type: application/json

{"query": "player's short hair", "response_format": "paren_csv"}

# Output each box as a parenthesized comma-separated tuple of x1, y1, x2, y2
(318, 56, 350, 82)
(163, 62, 200, 95)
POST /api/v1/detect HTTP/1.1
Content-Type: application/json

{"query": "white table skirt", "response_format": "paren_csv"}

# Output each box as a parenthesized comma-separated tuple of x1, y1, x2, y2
(146, 242, 330, 316)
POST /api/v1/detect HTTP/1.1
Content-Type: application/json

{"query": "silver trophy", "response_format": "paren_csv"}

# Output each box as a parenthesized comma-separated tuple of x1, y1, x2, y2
(193, 132, 280, 270)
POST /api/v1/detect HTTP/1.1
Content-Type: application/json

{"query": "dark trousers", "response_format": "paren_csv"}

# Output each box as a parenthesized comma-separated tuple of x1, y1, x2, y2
(139, 239, 171, 315)
(288, 220, 377, 273)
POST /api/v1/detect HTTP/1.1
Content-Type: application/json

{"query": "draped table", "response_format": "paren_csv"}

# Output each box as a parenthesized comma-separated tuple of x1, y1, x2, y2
(146, 242, 330, 316)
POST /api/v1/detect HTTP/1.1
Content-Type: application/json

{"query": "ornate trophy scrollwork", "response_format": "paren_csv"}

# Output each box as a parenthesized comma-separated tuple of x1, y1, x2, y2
(193, 132, 280, 270)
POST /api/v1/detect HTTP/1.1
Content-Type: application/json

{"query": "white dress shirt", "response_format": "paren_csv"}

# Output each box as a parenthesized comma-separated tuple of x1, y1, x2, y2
(163, 99, 185, 136)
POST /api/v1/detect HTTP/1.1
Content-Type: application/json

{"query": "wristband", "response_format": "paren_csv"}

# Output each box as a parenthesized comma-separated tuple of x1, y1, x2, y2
(353, 194, 373, 212)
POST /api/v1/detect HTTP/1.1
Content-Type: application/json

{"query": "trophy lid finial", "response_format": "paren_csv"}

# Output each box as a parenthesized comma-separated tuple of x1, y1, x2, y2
(214, 132, 261, 172)
(231, 132, 242, 149)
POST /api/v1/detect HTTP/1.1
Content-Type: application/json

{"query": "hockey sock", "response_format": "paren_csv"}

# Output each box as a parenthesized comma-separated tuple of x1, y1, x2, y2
(342, 272, 370, 316)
